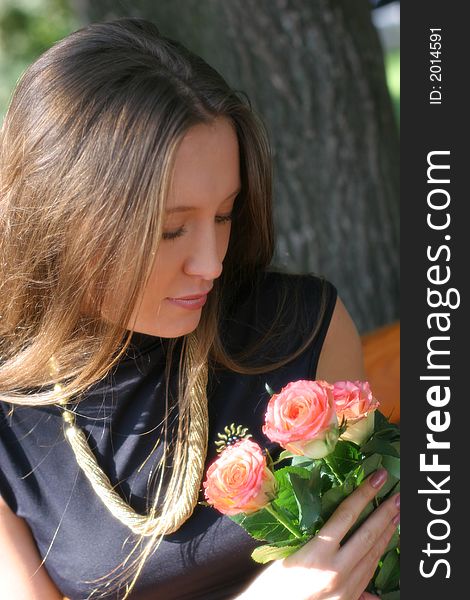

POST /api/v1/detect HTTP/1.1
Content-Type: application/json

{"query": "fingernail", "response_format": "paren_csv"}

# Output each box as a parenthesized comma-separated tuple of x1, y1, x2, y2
(395, 493, 400, 508)
(392, 513, 400, 526)
(369, 468, 388, 489)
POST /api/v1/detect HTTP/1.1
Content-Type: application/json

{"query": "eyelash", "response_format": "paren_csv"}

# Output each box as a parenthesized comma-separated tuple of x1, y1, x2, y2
(162, 214, 234, 241)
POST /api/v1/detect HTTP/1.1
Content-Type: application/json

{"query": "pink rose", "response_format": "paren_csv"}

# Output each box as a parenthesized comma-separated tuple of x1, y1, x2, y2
(333, 381, 380, 444)
(333, 380, 379, 419)
(263, 380, 338, 459)
(203, 439, 277, 516)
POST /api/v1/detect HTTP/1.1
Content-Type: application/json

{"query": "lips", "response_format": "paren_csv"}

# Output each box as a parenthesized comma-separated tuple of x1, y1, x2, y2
(169, 287, 213, 300)
(166, 294, 208, 310)
(172, 293, 208, 300)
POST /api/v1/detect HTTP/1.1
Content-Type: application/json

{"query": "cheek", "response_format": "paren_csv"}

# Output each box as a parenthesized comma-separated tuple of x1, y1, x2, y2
(154, 233, 189, 267)
(218, 224, 232, 258)
(143, 253, 173, 305)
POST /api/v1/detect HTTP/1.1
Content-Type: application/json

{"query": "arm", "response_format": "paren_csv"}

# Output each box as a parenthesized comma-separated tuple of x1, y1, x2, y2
(316, 295, 366, 382)
(0, 495, 63, 600)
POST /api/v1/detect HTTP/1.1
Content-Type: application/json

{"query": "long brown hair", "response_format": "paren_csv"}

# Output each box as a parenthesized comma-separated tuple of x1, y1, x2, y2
(0, 18, 327, 598)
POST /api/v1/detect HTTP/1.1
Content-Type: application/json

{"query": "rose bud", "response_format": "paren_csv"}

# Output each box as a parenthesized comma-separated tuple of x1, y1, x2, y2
(263, 379, 339, 459)
(333, 380, 380, 445)
(203, 439, 277, 516)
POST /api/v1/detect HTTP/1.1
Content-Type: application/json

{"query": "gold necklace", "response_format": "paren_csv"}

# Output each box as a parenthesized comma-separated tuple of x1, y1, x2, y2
(52, 332, 208, 536)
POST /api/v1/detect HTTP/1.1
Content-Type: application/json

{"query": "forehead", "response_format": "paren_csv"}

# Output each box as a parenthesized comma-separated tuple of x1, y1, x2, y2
(166, 118, 241, 208)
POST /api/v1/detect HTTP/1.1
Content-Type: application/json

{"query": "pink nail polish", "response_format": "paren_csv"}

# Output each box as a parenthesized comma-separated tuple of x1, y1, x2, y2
(395, 493, 400, 508)
(370, 468, 388, 489)
(393, 513, 400, 526)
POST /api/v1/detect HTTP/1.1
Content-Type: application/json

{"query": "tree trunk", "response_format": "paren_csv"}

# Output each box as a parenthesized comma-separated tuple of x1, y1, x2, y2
(85, 0, 399, 333)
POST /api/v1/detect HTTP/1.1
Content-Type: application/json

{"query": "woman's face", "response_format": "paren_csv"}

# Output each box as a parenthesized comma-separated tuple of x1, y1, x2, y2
(122, 116, 241, 338)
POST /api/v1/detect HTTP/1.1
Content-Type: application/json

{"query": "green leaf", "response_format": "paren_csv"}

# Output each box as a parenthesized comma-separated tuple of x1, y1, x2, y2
(277, 450, 298, 462)
(325, 441, 362, 479)
(230, 508, 295, 544)
(380, 592, 400, 600)
(234, 465, 319, 545)
(383, 528, 400, 555)
(361, 437, 400, 458)
(381, 455, 400, 479)
(274, 466, 312, 521)
(275, 465, 312, 480)
(287, 472, 321, 533)
(374, 549, 400, 592)
(251, 541, 304, 563)
(374, 411, 400, 436)
(308, 463, 323, 492)
(373, 432, 400, 448)
(373, 410, 389, 429)
(361, 453, 383, 478)
(321, 484, 348, 519)
(291, 455, 316, 468)
(230, 466, 311, 544)
(359, 442, 399, 500)
(265, 382, 276, 396)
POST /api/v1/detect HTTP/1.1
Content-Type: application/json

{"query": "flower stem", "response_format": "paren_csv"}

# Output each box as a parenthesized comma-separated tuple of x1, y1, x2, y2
(265, 503, 303, 539)
(323, 456, 343, 485)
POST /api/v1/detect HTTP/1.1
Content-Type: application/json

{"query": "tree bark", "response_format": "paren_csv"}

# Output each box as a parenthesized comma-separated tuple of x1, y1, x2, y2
(85, 0, 399, 333)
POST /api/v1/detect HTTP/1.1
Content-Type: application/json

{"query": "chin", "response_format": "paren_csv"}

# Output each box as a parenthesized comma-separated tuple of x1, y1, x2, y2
(142, 314, 201, 339)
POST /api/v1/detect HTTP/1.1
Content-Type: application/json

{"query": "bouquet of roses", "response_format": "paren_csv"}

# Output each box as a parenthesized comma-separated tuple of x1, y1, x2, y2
(202, 380, 400, 599)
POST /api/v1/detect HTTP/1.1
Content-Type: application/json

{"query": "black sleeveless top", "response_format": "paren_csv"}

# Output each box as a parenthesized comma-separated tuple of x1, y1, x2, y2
(0, 270, 337, 600)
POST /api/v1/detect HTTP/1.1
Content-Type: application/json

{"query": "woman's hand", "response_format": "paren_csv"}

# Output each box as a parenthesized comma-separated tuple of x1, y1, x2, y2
(237, 467, 400, 600)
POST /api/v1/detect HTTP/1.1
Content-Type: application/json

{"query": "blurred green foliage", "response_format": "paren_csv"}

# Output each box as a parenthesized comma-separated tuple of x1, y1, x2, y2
(0, 1, 400, 126)
(0, 0, 78, 119)
(385, 48, 400, 126)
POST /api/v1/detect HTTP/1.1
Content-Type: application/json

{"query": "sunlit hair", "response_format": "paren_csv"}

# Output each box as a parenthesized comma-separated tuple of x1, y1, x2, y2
(0, 17, 327, 598)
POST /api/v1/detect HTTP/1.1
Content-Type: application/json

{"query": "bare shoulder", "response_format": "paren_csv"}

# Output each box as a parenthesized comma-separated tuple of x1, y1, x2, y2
(0, 494, 15, 514)
(0, 494, 63, 598)
(316, 295, 366, 381)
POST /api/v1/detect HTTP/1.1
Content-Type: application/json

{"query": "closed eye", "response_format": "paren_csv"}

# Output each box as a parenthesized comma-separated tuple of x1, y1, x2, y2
(162, 212, 234, 241)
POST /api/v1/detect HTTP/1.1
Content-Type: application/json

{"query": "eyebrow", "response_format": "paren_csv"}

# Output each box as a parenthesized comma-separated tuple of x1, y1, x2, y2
(165, 188, 241, 214)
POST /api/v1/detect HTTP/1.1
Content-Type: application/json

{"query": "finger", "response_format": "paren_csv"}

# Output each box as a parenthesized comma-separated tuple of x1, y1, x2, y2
(336, 491, 400, 569)
(357, 593, 380, 600)
(315, 468, 389, 548)
(342, 515, 400, 600)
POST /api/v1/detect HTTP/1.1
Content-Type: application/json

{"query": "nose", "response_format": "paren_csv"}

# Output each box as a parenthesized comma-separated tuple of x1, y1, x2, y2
(183, 227, 225, 281)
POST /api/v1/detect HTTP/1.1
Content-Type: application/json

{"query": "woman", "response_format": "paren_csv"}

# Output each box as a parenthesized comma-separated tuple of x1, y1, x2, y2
(0, 18, 399, 600)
